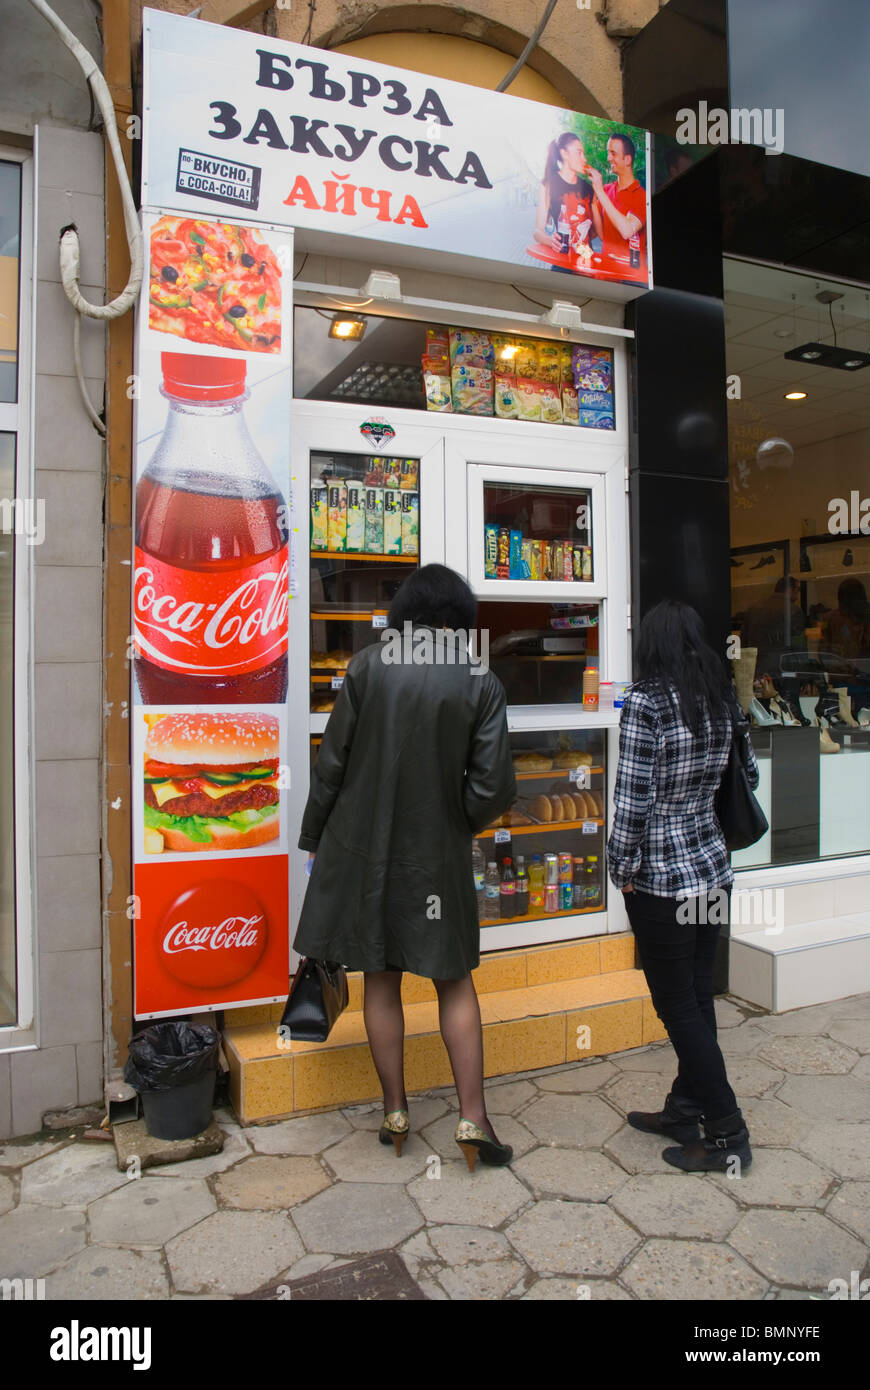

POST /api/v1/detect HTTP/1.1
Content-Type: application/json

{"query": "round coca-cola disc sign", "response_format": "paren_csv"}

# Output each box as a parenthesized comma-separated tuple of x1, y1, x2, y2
(159, 879, 268, 989)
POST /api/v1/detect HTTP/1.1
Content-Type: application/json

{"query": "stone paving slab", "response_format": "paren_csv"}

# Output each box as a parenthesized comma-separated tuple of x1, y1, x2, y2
(611, 1173, 740, 1241)
(406, 1162, 530, 1228)
(0, 1203, 87, 1278)
(729, 1208, 867, 1289)
(622, 1238, 769, 1300)
(214, 1155, 331, 1208)
(709, 1148, 834, 1208)
(523, 1277, 633, 1299)
(89, 1175, 216, 1247)
(46, 1245, 169, 1300)
(246, 1111, 352, 1155)
(166, 1210, 304, 1295)
(0, 1139, 65, 1169)
(506, 1200, 639, 1277)
(512, 1147, 629, 1202)
(0, 1174, 14, 1215)
(292, 1181, 423, 1254)
(824, 1181, 870, 1243)
(20, 1144, 129, 1209)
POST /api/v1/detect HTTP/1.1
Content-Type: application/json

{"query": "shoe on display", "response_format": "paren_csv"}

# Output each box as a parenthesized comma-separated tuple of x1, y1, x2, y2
(770, 696, 798, 725)
(749, 554, 775, 570)
(749, 698, 777, 726)
(833, 687, 858, 727)
(843, 548, 854, 567)
(814, 690, 848, 729)
(799, 549, 812, 573)
(857, 708, 870, 727)
(820, 728, 841, 754)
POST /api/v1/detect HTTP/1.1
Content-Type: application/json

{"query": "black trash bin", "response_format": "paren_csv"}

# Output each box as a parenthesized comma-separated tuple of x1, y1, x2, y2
(124, 1022, 220, 1140)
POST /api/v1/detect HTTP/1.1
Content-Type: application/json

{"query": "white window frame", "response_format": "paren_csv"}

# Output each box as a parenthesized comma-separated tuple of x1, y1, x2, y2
(0, 142, 37, 1050)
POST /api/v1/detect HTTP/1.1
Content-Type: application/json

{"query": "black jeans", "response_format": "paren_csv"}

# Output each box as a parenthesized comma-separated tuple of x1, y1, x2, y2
(624, 888, 737, 1122)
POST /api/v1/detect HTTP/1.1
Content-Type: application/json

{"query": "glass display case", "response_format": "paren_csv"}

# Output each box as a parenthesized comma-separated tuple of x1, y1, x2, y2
(309, 449, 419, 716)
(474, 726, 608, 949)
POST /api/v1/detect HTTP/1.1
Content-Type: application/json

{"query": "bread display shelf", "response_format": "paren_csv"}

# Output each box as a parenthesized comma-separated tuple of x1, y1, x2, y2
(480, 904, 604, 927)
(312, 551, 417, 564)
(513, 767, 604, 780)
(310, 672, 347, 684)
(478, 818, 604, 839)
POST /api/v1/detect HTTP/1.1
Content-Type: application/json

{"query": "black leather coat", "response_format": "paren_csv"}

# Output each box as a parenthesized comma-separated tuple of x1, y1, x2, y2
(295, 626, 516, 979)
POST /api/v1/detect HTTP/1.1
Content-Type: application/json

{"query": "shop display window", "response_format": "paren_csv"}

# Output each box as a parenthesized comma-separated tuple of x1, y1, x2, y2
(309, 449, 419, 716)
(477, 728, 607, 929)
(482, 480, 593, 584)
(726, 258, 870, 867)
(293, 308, 615, 430)
(479, 600, 599, 706)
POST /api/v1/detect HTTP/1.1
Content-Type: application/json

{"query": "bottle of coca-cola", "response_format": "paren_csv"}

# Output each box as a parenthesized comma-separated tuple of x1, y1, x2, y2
(134, 352, 288, 704)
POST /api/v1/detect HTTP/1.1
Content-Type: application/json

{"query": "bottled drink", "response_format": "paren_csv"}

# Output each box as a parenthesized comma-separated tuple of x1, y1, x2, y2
(544, 883, 559, 914)
(544, 853, 559, 886)
(585, 855, 602, 909)
(573, 857, 585, 908)
(629, 232, 641, 269)
(472, 840, 486, 922)
(484, 861, 500, 920)
(134, 352, 289, 703)
(528, 855, 545, 913)
(500, 857, 516, 919)
(558, 852, 573, 883)
(556, 202, 570, 255)
(515, 855, 529, 917)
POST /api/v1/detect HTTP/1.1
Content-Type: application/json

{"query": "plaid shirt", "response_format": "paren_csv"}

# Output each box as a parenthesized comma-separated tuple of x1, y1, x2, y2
(606, 682, 760, 897)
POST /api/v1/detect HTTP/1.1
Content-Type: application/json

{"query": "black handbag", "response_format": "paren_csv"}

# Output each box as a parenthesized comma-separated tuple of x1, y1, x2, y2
(280, 958, 348, 1043)
(715, 698, 769, 852)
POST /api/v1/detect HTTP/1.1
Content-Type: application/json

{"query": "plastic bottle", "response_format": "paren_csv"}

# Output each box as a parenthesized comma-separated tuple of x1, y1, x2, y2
(500, 857, 516, 919)
(528, 855, 545, 913)
(515, 855, 529, 917)
(556, 202, 570, 255)
(582, 665, 599, 710)
(134, 353, 289, 703)
(585, 855, 602, 909)
(484, 861, 500, 921)
(472, 840, 486, 921)
(572, 857, 585, 908)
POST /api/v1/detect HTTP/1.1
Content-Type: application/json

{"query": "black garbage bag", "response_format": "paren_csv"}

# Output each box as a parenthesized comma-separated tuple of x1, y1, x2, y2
(124, 1022, 220, 1093)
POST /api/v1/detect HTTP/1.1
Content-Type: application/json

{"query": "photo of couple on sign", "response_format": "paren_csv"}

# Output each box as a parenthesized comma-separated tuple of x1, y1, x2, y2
(528, 120, 648, 283)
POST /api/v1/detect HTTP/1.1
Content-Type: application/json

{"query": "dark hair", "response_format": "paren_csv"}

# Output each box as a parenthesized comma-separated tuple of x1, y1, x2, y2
(543, 132, 582, 191)
(634, 599, 732, 735)
(774, 576, 799, 594)
(609, 132, 636, 161)
(838, 577, 868, 618)
(387, 563, 477, 631)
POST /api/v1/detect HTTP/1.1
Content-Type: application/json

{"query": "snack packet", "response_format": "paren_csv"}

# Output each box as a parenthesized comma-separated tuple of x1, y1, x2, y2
(384, 488, 402, 555)
(346, 484, 365, 552)
(452, 363, 494, 415)
(537, 342, 561, 384)
(572, 345, 613, 393)
(517, 377, 541, 422)
(383, 458, 401, 489)
(560, 344, 574, 384)
(401, 491, 419, 555)
(494, 373, 519, 419)
(426, 326, 450, 361)
(492, 334, 519, 370)
(449, 328, 494, 369)
(364, 458, 385, 486)
(400, 459, 418, 490)
(496, 527, 510, 580)
(422, 355, 452, 412)
(484, 523, 498, 578)
(364, 487, 384, 552)
(561, 384, 579, 425)
(509, 530, 523, 580)
(310, 485, 328, 551)
(327, 481, 347, 552)
(514, 339, 539, 378)
(540, 381, 563, 424)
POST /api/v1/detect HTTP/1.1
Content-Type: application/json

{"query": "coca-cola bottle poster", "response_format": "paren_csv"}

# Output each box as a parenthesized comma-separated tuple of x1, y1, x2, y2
(131, 213, 294, 1017)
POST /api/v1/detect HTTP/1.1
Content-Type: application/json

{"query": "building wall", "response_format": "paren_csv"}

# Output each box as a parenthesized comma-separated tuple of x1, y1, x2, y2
(0, 2, 106, 1137)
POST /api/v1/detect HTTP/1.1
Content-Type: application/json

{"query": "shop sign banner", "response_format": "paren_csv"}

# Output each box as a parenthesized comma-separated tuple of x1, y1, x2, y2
(131, 211, 295, 1017)
(142, 8, 652, 291)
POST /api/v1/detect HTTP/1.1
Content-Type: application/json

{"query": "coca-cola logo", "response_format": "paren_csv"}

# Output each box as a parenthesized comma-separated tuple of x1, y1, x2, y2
(159, 880, 268, 989)
(133, 547, 289, 676)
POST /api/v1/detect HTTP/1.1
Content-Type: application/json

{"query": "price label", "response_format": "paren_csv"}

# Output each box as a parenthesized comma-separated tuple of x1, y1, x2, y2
(493, 829, 511, 844)
(570, 767, 591, 788)
(372, 613, 388, 629)
(582, 819, 598, 835)
(330, 676, 344, 691)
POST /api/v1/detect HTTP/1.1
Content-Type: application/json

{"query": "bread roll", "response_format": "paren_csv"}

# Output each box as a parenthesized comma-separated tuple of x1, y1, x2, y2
(554, 750, 593, 769)
(548, 794, 565, 822)
(530, 795, 552, 823)
(513, 753, 554, 771)
(560, 792, 578, 819)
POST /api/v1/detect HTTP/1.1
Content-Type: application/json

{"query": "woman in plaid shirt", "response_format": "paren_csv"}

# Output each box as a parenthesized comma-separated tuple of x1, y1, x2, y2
(607, 600, 759, 1173)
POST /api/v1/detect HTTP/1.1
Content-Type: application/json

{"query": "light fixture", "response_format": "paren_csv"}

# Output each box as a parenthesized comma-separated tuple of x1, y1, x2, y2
(542, 300, 584, 330)
(774, 328, 793, 339)
(784, 390, 807, 400)
(756, 437, 794, 469)
(497, 343, 518, 362)
(784, 341, 870, 370)
(361, 270, 402, 300)
(328, 314, 367, 341)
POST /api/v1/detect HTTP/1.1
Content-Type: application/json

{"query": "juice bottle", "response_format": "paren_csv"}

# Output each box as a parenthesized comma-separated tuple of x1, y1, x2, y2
(585, 855, 602, 909)
(515, 855, 529, 917)
(572, 857, 585, 908)
(528, 855, 545, 913)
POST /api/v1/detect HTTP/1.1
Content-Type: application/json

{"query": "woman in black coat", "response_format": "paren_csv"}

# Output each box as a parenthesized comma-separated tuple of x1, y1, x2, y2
(295, 565, 517, 1169)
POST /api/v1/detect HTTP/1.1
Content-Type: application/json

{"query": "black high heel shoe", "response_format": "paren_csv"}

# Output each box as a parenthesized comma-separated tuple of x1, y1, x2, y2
(454, 1118, 513, 1172)
(815, 691, 847, 728)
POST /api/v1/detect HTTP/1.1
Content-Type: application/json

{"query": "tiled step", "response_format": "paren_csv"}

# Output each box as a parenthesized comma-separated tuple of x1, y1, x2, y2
(223, 935, 665, 1124)
(730, 911, 870, 1013)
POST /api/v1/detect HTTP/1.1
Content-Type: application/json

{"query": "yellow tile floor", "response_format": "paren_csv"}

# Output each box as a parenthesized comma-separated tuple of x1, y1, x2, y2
(224, 935, 666, 1125)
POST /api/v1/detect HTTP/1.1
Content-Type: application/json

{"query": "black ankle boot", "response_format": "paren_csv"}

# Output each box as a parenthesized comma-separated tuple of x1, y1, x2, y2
(627, 1091, 703, 1145)
(815, 690, 846, 728)
(662, 1109, 752, 1172)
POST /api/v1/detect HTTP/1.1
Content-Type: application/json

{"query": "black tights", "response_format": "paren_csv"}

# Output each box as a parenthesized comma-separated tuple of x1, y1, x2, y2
(362, 971, 498, 1140)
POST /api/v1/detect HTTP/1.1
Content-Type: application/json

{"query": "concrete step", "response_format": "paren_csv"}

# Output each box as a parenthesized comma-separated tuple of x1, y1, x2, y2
(730, 910, 870, 1013)
(223, 936, 664, 1124)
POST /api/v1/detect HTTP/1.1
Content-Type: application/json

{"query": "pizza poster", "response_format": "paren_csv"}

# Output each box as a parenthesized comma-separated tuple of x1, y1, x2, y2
(131, 212, 296, 1017)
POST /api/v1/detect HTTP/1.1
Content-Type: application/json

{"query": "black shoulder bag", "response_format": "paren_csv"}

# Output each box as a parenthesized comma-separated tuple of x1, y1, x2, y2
(280, 958, 348, 1043)
(714, 698, 769, 852)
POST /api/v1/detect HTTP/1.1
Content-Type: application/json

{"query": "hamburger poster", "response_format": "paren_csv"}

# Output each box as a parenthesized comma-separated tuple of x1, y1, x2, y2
(132, 707, 290, 1017)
